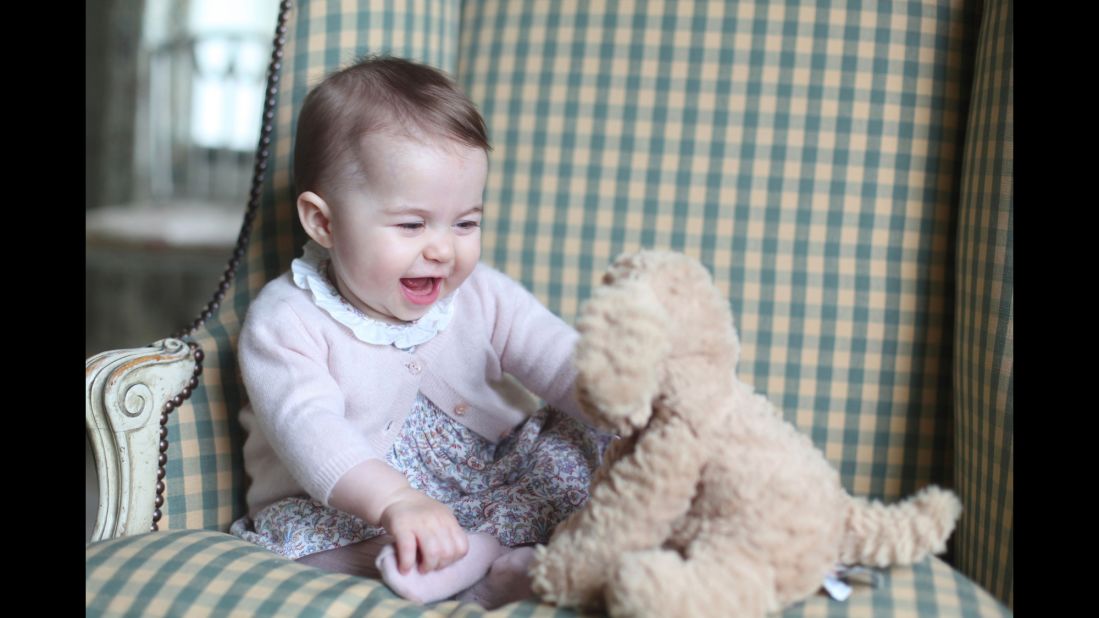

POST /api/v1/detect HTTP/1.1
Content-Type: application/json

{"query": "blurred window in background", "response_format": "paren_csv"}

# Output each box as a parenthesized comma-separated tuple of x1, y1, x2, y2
(87, 0, 277, 356)
(134, 0, 276, 208)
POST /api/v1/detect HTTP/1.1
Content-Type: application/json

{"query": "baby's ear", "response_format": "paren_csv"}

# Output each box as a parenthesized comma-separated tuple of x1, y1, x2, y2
(574, 279, 670, 435)
(296, 191, 334, 248)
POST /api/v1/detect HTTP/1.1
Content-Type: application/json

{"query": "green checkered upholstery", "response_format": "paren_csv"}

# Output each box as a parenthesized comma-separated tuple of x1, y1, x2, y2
(88, 0, 1013, 615)
(463, 0, 970, 503)
(953, 0, 1012, 608)
(88, 530, 1009, 617)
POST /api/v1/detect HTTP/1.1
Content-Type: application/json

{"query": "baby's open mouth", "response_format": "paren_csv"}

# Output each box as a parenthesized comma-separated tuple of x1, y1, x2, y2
(400, 277, 442, 305)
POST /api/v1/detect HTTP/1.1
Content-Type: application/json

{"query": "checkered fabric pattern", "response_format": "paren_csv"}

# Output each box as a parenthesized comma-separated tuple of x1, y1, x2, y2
(952, 0, 1012, 609)
(87, 530, 1010, 617)
(90, 0, 1014, 615)
(461, 0, 972, 504)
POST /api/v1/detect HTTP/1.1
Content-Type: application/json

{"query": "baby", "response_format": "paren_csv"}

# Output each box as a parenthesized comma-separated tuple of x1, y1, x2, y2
(229, 56, 608, 609)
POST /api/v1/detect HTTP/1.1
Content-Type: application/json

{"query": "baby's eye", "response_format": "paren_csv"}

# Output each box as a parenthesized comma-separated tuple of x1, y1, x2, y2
(397, 222, 424, 231)
(456, 220, 481, 230)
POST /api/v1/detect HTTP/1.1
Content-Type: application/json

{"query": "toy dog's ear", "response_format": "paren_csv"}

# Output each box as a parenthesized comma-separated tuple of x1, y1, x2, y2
(611, 249, 742, 372)
(574, 278, 670, 435)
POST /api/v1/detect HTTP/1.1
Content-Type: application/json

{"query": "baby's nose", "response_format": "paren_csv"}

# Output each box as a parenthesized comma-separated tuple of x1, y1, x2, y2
(423, 230, 455, 262)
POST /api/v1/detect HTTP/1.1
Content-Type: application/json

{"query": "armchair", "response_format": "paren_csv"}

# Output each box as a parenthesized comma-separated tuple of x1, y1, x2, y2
(87, 0, 1012, 615)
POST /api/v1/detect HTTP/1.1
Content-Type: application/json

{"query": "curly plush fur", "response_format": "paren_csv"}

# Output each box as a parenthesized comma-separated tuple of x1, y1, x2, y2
(529, 250, 962, 617)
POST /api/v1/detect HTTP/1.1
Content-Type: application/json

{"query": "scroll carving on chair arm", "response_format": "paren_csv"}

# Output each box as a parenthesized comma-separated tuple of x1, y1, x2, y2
(86, 339, 196, 542)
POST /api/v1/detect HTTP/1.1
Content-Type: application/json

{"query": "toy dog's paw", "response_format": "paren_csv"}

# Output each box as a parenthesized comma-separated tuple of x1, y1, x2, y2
(530, 540, 607, 609)
(605, 550, 686, 617)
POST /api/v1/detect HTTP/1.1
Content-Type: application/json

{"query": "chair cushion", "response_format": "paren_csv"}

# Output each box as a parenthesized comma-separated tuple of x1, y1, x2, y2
(87, 530, 1011, 617)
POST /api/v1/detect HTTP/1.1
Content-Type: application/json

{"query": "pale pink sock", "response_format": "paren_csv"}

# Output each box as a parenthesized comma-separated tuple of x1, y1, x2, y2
(375, 532, 508, 604)
(455, 546, 537, 609)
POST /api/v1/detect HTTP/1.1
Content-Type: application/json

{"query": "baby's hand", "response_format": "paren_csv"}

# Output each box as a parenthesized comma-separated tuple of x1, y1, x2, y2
(379, 489, 469, 574)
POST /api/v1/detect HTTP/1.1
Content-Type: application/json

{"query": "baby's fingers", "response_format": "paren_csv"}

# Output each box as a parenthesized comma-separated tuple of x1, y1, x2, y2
(393, 529, 418, 574)
(430, 526, 469, 571)
(411, 526, 457, 572)
(451, 527, 470, 561)
(413, 530, 439, 571)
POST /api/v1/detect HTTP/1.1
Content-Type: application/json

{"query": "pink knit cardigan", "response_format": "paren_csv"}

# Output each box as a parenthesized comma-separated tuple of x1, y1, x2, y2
(237, 262, 587, 516)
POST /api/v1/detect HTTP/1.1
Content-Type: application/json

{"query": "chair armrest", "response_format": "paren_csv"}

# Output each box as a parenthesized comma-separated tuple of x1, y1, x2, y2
(86, 339, 195, 542)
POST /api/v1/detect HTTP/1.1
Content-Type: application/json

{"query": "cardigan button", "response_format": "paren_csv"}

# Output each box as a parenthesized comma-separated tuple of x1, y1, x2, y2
(406, 361, 422, 375)
(454, 403, 469, 415)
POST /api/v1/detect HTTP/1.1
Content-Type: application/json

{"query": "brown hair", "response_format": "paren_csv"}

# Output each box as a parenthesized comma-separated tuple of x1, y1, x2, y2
(292, 55, 490, 196)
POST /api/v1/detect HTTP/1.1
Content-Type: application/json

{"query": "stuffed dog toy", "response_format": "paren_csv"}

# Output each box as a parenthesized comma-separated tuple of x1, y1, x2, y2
(529, 250, 962, 617)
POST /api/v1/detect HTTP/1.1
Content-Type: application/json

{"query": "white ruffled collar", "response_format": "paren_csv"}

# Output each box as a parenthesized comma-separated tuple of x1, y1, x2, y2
(290, 241, 458, 351)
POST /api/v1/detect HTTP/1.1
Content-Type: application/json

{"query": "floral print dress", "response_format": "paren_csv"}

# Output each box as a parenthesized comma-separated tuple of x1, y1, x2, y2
(231, 393, 608, 559)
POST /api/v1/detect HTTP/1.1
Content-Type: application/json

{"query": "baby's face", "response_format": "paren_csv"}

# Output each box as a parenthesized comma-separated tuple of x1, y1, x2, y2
(322, 132, 487, 323)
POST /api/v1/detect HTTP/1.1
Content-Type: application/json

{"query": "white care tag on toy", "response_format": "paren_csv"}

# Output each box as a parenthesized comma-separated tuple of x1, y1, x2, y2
(838, 566, 885, 588)
(823, 565, 885, 601)
(822, 574, 853, 601)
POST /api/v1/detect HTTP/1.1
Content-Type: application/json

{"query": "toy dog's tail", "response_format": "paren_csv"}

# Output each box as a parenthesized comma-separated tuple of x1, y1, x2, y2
(838, 485, 963, 567)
